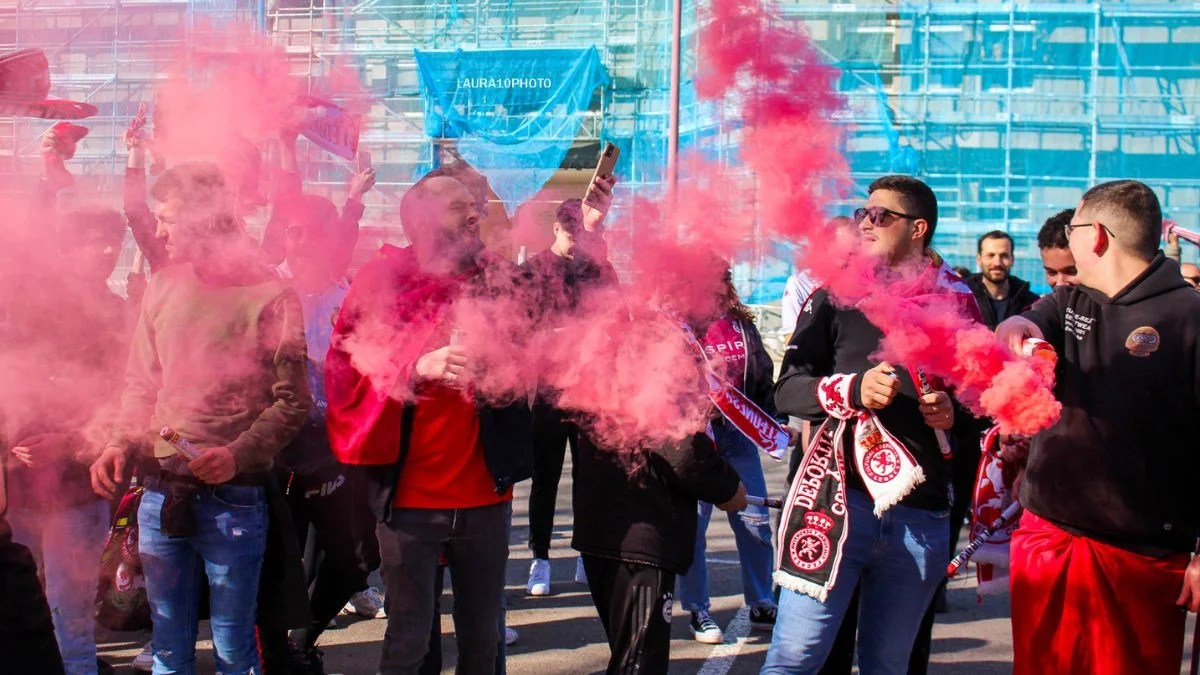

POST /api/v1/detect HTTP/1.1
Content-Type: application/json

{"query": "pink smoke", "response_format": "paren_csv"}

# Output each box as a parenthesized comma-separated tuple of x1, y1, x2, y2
(676, 0, 1060, 434)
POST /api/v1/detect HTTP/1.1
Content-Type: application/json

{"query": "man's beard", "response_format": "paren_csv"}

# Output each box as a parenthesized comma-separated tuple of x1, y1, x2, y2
(447, 235, 485, 269)
(986, 268, 1010, 283)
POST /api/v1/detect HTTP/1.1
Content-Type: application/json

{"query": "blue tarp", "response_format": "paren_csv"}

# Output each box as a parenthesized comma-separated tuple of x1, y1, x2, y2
(413, 46, 609, 211)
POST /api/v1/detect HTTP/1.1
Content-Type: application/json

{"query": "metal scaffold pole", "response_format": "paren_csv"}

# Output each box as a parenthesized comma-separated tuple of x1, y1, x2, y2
(667, 0, 682, 203)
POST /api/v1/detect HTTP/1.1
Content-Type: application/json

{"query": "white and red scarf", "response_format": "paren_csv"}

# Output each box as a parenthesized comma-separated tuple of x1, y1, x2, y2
(775, 255, 978, 601)
(970, 426, 1022, 596)
(677, 318, 789, 460)
(774, 372, 925, 601)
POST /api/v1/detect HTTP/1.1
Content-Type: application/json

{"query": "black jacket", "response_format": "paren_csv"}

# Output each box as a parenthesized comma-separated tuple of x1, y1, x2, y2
(965, 273, 1041, 330)
(571, 429, 741, 575)
(775, 289, 981, 511)
(1022, 254, 1200, 556)
(737, 317, 781, 418)
(520, 248, 619, 322)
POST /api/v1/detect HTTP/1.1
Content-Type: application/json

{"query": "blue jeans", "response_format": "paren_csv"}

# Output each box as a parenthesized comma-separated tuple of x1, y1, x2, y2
(678, 421, 775, 611)
(762, 488, 949, 675)
(138, 485, 268, 675)
(10, 500, 110, 675)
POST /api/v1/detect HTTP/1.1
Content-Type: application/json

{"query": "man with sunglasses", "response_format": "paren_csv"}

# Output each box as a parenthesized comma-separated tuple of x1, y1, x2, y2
(997, 180, 1200, 675)
(765, 175, 983, 674)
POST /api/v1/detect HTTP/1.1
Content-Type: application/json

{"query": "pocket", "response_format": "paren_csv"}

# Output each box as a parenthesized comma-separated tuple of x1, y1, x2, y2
(209, 485, 266, 510)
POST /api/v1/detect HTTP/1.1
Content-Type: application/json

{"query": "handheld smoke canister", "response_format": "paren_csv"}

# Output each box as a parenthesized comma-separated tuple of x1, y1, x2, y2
(946, 499, 1023, 577)
(159, 426, 200, 461)
(1021, 337, 1057, 367)
(915, 370, 955, 460)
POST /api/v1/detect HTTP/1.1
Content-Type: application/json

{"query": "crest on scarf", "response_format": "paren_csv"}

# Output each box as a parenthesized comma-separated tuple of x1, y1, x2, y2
(861, 432, 901, 483)
(789, 511, 835, 572)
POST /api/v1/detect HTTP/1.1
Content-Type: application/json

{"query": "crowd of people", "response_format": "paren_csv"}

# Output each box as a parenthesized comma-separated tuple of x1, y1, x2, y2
(2, 111, 1199, 675)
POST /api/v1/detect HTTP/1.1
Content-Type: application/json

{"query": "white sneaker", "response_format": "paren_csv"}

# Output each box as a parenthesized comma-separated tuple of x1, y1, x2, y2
(131, 641, 154, 672)
(505, 626, 519, 646)
(343, 587, 386, 618)
(574, 557, 588, 585)
(689, 610, 725, 644)
(527, 558, 551, 596)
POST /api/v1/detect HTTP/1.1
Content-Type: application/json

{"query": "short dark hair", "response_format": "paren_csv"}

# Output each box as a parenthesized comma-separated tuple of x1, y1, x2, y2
(1079, 180, 1162, 259)
(555, 199, 584, 234)
(1038, 209, 1074, 250)
(150, 161, 240, 236)
(867, 175, 938, 246)
(151, 161, 227, 205)
(977, 230, 1013, 254)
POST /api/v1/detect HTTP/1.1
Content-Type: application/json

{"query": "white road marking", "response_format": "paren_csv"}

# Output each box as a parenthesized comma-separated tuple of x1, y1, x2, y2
(696, 604, 752, 675)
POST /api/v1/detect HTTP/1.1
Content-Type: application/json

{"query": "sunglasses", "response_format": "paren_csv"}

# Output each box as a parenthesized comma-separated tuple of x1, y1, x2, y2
(1064, 221, 1117, 239)
(853, 206, 918, 226)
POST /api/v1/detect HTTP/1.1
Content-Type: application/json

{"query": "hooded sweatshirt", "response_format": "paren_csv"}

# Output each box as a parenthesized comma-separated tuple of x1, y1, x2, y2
(1022, 253, 1200, 556)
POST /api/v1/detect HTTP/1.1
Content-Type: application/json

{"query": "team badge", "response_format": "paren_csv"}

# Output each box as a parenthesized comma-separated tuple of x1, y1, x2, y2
(1125, 326, 1160, 358)
(789, 511, 834, 572)
(661, 592, 674, 623)
(861, 432, 901, 484)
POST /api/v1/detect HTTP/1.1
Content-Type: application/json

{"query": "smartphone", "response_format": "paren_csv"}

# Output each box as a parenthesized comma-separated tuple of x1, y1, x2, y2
(585, 142, 620, 199)
(357, 149, 373, 172)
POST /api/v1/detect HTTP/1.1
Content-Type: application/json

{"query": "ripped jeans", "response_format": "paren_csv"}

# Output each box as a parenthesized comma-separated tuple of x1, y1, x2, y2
(677, 420, 775, 612)
(139, 484, 268, 675)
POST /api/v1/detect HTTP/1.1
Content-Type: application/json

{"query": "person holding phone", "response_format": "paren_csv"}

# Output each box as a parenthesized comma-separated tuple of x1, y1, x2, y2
(522, 183, 618, 597)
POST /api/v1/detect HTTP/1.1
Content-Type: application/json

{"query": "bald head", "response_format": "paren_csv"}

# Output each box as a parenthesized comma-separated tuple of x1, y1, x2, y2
(400, 174, 484, 270)
(1182, 263, 1200, 289)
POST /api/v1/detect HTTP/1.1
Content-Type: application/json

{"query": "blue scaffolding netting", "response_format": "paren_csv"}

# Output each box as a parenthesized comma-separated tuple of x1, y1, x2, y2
(3, 1, 1198, 305)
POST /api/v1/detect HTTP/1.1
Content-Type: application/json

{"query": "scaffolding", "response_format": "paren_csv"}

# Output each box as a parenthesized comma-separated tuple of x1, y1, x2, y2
(2, 0, 1198, 297)
(780, 1, 1200, 291)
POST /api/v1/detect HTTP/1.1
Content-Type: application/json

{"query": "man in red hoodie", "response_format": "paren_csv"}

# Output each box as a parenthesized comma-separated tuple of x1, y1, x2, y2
(325, 174, 533, 675)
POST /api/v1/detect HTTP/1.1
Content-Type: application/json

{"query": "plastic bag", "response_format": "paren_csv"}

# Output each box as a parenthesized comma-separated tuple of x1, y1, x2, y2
(95, 485, 151, 631)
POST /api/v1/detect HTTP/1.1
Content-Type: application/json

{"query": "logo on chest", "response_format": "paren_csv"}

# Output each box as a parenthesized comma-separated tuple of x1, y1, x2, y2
(1125, 326, 1160, 358)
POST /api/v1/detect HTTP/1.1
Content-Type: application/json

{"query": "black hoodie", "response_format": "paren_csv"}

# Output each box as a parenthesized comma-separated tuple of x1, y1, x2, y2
(571, 429, 741, 575)
(965, 272, 1041, 330)
(1022, 254, 1200, 556)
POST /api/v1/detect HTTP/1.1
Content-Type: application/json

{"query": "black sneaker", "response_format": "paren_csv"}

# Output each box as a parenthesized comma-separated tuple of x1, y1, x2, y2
(286, 645, 327, 675)
(749, 605, 777, 632)
(689, 610, 724, 644)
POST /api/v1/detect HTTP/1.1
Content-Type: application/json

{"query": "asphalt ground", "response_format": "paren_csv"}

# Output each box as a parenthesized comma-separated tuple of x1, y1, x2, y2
(98, 450, 1197, 674)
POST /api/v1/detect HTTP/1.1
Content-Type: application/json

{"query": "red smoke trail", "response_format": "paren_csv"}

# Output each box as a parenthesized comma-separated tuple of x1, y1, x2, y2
(683, 0, 1060, 434)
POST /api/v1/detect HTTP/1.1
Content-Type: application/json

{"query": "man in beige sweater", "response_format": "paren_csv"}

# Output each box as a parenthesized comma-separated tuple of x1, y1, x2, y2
(91, 161, 311, 675)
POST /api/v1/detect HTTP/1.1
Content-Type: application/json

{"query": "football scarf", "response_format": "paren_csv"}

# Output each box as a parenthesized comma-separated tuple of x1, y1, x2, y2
(775, 371, 924, 601)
